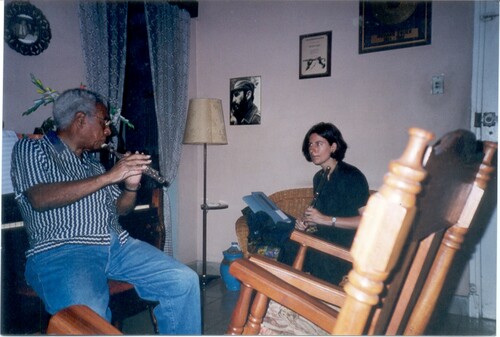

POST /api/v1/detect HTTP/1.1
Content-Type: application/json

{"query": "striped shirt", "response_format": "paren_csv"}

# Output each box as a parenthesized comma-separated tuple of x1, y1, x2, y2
(11, 131, 129, 257)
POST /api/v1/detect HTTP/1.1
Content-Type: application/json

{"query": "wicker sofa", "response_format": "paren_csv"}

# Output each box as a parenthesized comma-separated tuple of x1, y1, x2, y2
(235, 187, 313, 257)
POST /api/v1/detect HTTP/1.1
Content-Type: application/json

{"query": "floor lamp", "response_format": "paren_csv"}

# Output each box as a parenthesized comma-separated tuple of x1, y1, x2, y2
(183, 98, 228, 288)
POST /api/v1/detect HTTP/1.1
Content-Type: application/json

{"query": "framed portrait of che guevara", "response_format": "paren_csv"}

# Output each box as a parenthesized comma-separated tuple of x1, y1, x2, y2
(359, 1, 432, 54)
(229, 76, 261, 126)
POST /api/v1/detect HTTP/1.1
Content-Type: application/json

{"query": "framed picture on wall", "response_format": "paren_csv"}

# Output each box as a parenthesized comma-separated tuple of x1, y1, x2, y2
(359, 1, 432, 54)
(299, 31, 332, 79)
(230, 76, 261, 125)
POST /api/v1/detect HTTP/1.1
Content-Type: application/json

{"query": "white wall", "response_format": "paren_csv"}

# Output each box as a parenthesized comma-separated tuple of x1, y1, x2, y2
(178, 0, 475, 265)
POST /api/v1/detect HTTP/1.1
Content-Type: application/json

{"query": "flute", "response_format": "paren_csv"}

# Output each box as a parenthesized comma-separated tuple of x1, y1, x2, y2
(310, 166, 331, 207)
(101, 143, 169, 186)
(306, 166, 331, 233)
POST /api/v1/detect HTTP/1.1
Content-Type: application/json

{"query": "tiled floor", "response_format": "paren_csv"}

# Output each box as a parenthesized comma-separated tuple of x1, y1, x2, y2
(121, 277, 238, 335)
(426, 313, 496, 336)
(122, 275, 496, 335)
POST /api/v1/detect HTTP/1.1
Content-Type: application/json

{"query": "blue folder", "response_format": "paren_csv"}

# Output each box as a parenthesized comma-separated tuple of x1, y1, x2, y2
(242, 191, 292, 224)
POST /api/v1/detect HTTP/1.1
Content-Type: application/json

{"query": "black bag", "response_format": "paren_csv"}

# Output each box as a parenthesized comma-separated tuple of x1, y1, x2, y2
(241, 207, 295, 246)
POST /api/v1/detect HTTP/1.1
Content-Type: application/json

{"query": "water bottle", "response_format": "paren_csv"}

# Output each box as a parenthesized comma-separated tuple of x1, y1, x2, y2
(220, 242, 243, 291)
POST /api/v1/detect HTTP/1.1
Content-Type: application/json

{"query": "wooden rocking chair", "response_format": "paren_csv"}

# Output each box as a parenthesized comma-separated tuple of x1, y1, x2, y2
(226, 128, 497, 335)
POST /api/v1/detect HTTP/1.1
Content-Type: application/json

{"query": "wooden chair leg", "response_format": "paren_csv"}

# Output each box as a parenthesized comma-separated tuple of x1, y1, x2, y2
(112, 318, 123, 331)
(40, 309, 51, 334)
(245, 292, 269, 335)
(227, 284, 254, 335)
(148, 303, 159, 334)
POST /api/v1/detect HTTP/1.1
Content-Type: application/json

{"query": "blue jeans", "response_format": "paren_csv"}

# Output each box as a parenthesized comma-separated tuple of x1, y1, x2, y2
(25, 231, 201, 334)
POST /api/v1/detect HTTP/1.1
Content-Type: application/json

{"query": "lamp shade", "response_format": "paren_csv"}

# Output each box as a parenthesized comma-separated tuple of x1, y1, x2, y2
(183, 98, 228, 145)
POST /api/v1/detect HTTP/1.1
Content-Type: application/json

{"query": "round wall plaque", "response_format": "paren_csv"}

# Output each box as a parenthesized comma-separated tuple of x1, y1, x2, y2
(371, 2, 417, 26)
(5, 1, 52, 56)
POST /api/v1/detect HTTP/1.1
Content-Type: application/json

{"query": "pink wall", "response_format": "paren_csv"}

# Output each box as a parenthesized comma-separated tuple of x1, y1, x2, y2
(3, 1, 476, 267)
(3, 0, 85, 133)
(178, 0, 475, 264)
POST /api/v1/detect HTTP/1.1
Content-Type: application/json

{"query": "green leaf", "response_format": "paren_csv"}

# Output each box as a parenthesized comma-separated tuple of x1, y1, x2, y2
(24, 74, 135, 131)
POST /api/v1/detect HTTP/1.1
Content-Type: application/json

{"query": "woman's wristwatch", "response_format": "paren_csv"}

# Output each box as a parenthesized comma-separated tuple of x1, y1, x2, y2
(331, 216, 337, 226)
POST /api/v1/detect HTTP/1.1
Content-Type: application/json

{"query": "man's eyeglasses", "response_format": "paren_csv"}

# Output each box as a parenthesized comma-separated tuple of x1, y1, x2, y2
(91, 115, 112, 127)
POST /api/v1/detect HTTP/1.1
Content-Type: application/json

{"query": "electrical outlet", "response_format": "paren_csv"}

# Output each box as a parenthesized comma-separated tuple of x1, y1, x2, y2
(432, 75, 444, 95)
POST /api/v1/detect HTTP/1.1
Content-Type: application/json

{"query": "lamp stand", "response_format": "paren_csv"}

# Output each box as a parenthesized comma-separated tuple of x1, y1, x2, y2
(182, 98, 228, 334)
(199, 143, 222, 289)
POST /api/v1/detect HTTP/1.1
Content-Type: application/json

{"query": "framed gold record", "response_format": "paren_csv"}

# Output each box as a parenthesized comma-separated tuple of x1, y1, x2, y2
(359, 1, 431, 54)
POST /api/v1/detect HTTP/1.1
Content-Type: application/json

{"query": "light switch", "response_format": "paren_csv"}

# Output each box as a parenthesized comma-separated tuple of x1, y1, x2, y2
(431, 75, 444, 95)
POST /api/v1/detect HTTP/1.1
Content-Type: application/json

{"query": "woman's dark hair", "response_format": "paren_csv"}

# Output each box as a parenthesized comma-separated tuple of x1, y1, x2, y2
(302, 122, 348, 162)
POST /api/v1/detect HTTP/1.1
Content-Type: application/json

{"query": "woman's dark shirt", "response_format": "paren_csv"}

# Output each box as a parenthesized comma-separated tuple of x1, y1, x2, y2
(279, 161, 369, 285)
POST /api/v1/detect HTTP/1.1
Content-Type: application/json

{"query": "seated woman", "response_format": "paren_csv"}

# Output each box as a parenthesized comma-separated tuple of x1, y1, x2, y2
(278, 122, 369, 285)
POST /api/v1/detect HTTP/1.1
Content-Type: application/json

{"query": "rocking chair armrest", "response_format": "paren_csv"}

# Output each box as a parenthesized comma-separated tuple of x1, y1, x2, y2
(48, 305, 122, 335)
(290, 230, 353, 263)
(229, 258, 338, 334)
(249, 254, 346, 307)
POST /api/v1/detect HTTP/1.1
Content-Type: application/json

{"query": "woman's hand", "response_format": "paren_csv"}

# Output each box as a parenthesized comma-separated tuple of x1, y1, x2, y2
(303, 206, 330, 226)
(294, 219, 310, 231)
(295, 206, 326, 231)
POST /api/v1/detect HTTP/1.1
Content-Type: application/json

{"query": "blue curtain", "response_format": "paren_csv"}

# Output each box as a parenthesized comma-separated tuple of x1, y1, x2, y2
(145, 2, 191, 255)
(78, 1, 191, 255)
(78, 1, 128, 132)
